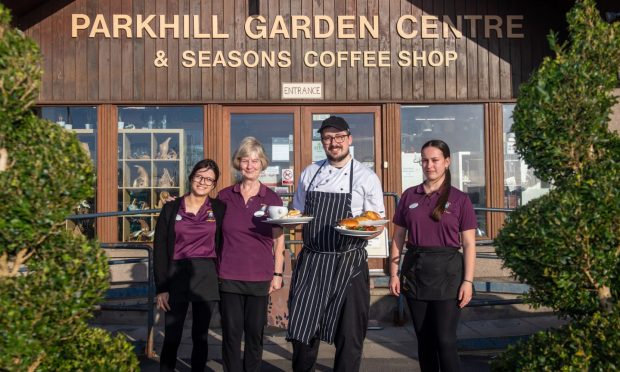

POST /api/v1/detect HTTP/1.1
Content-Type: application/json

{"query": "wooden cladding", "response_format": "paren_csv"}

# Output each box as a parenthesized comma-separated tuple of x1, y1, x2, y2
(22, 0, 561, 104)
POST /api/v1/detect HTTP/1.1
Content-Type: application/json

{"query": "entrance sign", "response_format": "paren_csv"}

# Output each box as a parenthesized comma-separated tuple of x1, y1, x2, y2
(282, 83, 323, 99)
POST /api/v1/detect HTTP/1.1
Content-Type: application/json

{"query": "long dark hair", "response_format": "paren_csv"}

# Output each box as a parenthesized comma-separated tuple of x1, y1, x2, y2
(421, 140, 451, 221)
(188, 158, 220, 187)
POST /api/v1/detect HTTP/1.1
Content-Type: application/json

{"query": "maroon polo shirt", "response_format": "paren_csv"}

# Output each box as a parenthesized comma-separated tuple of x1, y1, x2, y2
(393, 184, 478, 248)
(173, 197, 217, 260)
(218, 183, 283, 282)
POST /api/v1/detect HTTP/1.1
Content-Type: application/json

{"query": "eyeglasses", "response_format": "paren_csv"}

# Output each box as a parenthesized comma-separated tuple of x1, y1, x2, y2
(193, 175, 216, 186)
(320, 134, 349, 145)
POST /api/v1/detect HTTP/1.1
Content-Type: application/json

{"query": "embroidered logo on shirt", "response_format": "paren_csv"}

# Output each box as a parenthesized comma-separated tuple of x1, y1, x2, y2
(175, 214, 182, 221)
(444, 202, 452, 214)
(206, 210, 215, 222)
(409, 202, 419, 209)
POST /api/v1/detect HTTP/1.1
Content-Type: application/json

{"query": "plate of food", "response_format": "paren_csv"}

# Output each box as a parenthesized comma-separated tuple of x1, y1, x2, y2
(265, 209, 314, 225)
(334, 211, 384, 236)
(334, 225, 378, 237)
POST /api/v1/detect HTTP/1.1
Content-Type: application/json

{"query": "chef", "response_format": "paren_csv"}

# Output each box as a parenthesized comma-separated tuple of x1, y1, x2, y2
(287, 116, 385, 372)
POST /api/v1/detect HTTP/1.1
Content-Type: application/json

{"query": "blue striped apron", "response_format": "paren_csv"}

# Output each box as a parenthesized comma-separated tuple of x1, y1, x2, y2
(286, 160, 368, 345)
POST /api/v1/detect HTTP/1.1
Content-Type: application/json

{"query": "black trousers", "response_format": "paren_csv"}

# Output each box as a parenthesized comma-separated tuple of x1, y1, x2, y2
(404, 295, 461, 372)
(291, 268, 370, 372)
(160, 300, 217, 372)
(220, 292, 269, 372)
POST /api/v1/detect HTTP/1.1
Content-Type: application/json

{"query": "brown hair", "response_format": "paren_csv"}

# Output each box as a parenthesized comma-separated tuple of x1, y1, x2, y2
(188, 158, 220, 187)
(421, 139, 452, 221)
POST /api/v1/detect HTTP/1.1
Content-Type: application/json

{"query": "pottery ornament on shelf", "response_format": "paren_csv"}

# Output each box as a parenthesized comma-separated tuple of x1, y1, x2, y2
(133, 165, 149, 187)
(157, 137, 172, 159)
(156, 191, 171, 209)
(158, 168, 175, 188)
(80, 142, 91, 159)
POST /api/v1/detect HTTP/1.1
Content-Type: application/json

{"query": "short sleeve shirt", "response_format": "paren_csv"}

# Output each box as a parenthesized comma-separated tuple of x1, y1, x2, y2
(393, 184, 477, 248)
(218, 183, 283, 282)
(173, 197, 217, 260)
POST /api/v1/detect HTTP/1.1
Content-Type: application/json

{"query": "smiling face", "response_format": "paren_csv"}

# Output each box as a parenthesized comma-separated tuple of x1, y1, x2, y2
(321, 127, 352, 163)
(421, 146, 451, 182)
(190, 168, 216, 197)
(239, 152, 263, 181)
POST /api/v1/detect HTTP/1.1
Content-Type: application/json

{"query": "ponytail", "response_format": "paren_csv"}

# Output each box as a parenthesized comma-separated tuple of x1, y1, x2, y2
(431, 168, 451, 221)
(421, 139, 452, 221)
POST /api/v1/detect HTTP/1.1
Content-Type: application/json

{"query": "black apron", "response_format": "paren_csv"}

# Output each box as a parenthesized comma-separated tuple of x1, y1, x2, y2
(401, 244, 463, 301)
(287, 160, 368, 345)
(168, 258, 220, 302)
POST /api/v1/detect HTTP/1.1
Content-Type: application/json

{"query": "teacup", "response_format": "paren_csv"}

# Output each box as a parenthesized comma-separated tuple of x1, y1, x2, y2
(268, 206, 289, 219)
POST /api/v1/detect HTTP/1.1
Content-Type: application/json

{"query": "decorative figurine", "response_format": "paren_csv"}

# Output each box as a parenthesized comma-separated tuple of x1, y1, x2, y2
(80, 142, 91, 159)
(157, 168, 175, 188)
(156, 191, 170, 209)
(133, 165, 149, 187)
(157, 137, 172, 159)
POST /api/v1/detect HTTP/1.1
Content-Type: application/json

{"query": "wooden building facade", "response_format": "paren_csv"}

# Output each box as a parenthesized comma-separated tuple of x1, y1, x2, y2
(7, 0, 591, 269)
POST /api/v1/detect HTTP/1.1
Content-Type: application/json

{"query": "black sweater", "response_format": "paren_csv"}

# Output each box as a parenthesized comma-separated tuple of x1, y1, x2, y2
(153, 196, 226, 294)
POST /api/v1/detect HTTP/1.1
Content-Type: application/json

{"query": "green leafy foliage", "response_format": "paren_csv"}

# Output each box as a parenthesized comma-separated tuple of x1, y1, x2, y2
(494, 0, 620, 369)
(0, 4, 138, 371)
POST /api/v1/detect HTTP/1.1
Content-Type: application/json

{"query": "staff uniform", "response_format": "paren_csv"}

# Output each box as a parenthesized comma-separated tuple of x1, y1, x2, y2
(393, 183, 477, 372)
(288, 157, 384, 372)
(218, 183, 283, 372)
(154, 196, 225, 372)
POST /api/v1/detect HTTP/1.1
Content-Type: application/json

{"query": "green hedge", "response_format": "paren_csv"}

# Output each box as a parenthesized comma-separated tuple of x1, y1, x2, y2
(0, 4, 138, 370)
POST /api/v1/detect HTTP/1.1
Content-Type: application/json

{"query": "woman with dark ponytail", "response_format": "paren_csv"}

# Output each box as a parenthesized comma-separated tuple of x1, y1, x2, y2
(389, 140, 477, 372)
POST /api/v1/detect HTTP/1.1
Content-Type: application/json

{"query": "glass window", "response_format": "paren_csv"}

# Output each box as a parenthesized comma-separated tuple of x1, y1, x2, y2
(311, 113, 375, 169)
(39, 106, 98, 238)
(230, 113, 295, 198)
(503, 104, 551, 207)
(401, 105, 487, 236)
(117, 106, 203, 242)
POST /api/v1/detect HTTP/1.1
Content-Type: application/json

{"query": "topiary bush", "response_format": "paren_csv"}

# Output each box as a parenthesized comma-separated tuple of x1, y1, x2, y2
(0, 4, 138, 371)
(493, 0, 620, 370)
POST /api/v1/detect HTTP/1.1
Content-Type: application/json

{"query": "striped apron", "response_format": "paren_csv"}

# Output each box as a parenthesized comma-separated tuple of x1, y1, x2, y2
(287, 160, 368, 345)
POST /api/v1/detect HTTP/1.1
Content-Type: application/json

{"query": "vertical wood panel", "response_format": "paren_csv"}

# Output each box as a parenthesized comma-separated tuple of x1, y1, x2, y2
(268, 0, 281, 99)
(39, 14, 53, 101)
(313, 0, 325, 95)
(51, 5, 64, 101)
(98, 0, 111, 100)
(465, 0, 478, 99)
(178, 0, 190, 101)
(323, 0, 336, 100)
(257, 0, 270, 98)
(86, 0, 99, 101)
(378, 0, 390, 99)
(121, 0, 134, 100)
(223, 0, 236, 100)
(201, 0, 213, 100)
(400, 0, 412, 100)
(63, 2, 76, 102)
(485, 103, 504, 238)
(279, 0, 291, 89)
(335, 0, 347, 99)
(97, 104, 118, 242)
(454, 0, 467, 99)
(345, 0, 358, 101)
(477, 0, 489, 99)
(356, 0, 369, 100)
(132, 0, 145, 100)
(110, 0, 122, 101)
(367, 0, 379, 100)
(234, 0, 247, 100)
(433, 0, 445, 100)
(389, 0, 401, 100)
(289, 0, 302, 97)
(190, 0, 202, 100)
(411, 0, 424, 100)
(498, 0, 512, 99)
(422, 0, 434, 100)
(156, 0, 168, 101)
(487, 0, 501, 99)
(144, 0, 156, 100)
(509, 1, 521, 98)
(444, 0, 457, 100)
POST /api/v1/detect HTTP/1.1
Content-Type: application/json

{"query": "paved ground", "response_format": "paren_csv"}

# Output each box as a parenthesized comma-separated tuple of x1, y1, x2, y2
(98, 315, 567, 371)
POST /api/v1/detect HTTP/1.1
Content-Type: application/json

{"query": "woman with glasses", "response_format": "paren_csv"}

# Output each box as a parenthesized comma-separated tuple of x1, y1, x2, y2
(389, 140, 477, 372)
(154, 159, 226, 372)
(218, 137, 286, 372)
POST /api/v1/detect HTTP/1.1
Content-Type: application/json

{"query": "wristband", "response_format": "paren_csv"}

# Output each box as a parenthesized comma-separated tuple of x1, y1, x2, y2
(273, 272, 283, 277)
(463, 279, 473, 284)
